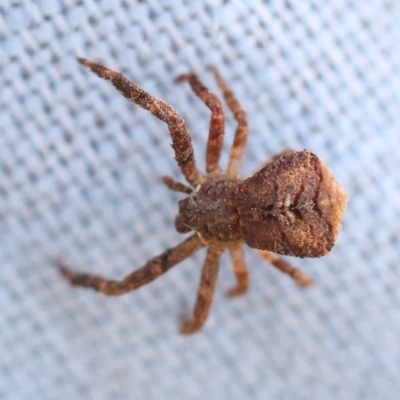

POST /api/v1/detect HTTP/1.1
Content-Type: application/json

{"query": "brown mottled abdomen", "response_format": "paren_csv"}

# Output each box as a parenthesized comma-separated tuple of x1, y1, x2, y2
(235, 150, 347, 257)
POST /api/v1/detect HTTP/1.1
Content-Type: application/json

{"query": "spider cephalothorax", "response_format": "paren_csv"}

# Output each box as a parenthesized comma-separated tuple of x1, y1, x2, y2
(58, 59, 347, 335)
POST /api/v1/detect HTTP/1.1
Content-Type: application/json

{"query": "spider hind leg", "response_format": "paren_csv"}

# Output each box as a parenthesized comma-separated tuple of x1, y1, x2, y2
(254, 249, 314, 287)
(227, 246, 249, 297)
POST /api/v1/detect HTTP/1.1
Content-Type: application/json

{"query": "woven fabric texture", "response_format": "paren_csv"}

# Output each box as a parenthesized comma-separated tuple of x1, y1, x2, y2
(2, 1, 400, 399)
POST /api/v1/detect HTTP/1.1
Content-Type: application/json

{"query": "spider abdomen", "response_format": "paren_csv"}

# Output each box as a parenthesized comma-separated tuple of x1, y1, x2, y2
(235, 150, 348, 257)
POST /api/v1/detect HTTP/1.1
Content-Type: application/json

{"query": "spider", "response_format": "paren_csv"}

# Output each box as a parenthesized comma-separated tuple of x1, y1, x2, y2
(58, 58, 348, 335)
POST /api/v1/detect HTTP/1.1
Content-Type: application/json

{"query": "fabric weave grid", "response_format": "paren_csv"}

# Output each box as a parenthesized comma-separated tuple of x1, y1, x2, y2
(1, 1, 400, 399)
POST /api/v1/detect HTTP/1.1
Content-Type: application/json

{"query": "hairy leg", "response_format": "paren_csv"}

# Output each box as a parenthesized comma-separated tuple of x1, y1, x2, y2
(78, 58, 204, 187)
(161, 176, 193, 234)
(162, 176, 193, 194)
(254, 249, 314, 287)
(209, 67, 248, 176)
(58, 234, 205, 295)
(227, 246, 249, 296)
(180, 246, 222, 335)
(175, 73, 225, 174)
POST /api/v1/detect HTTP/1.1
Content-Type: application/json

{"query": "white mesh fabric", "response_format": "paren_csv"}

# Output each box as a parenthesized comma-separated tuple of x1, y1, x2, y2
(2, 1, 400, 399)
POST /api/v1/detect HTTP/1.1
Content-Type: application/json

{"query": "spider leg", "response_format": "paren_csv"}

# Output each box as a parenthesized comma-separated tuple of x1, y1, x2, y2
(162, 176, 193, 194)
(175, 73, 225, 174)
(78, 58, 204, 187)
(58, 234, 205, 296)
(209, 67, 248, 176)
(254, 249, 314, 287)
(180, 246, 222, 335)
(226, 246, 249, 297)
(161, 176, 193, 233)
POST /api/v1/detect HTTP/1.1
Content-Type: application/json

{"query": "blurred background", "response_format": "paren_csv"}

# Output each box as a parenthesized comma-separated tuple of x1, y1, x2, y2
(1, 1, 400, 399)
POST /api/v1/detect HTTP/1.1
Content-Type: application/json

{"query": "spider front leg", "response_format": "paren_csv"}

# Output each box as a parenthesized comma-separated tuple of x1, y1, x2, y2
(180, 246, 222, 335)
(161, 176, 192, 194)
(58, 234, 205, 296)
(227, 246, 249, 297)
(175, 73, 225, 174)
(209, 67, 249, 176)
(78, 58, 204, 187)
(254, 249, 314, 287)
